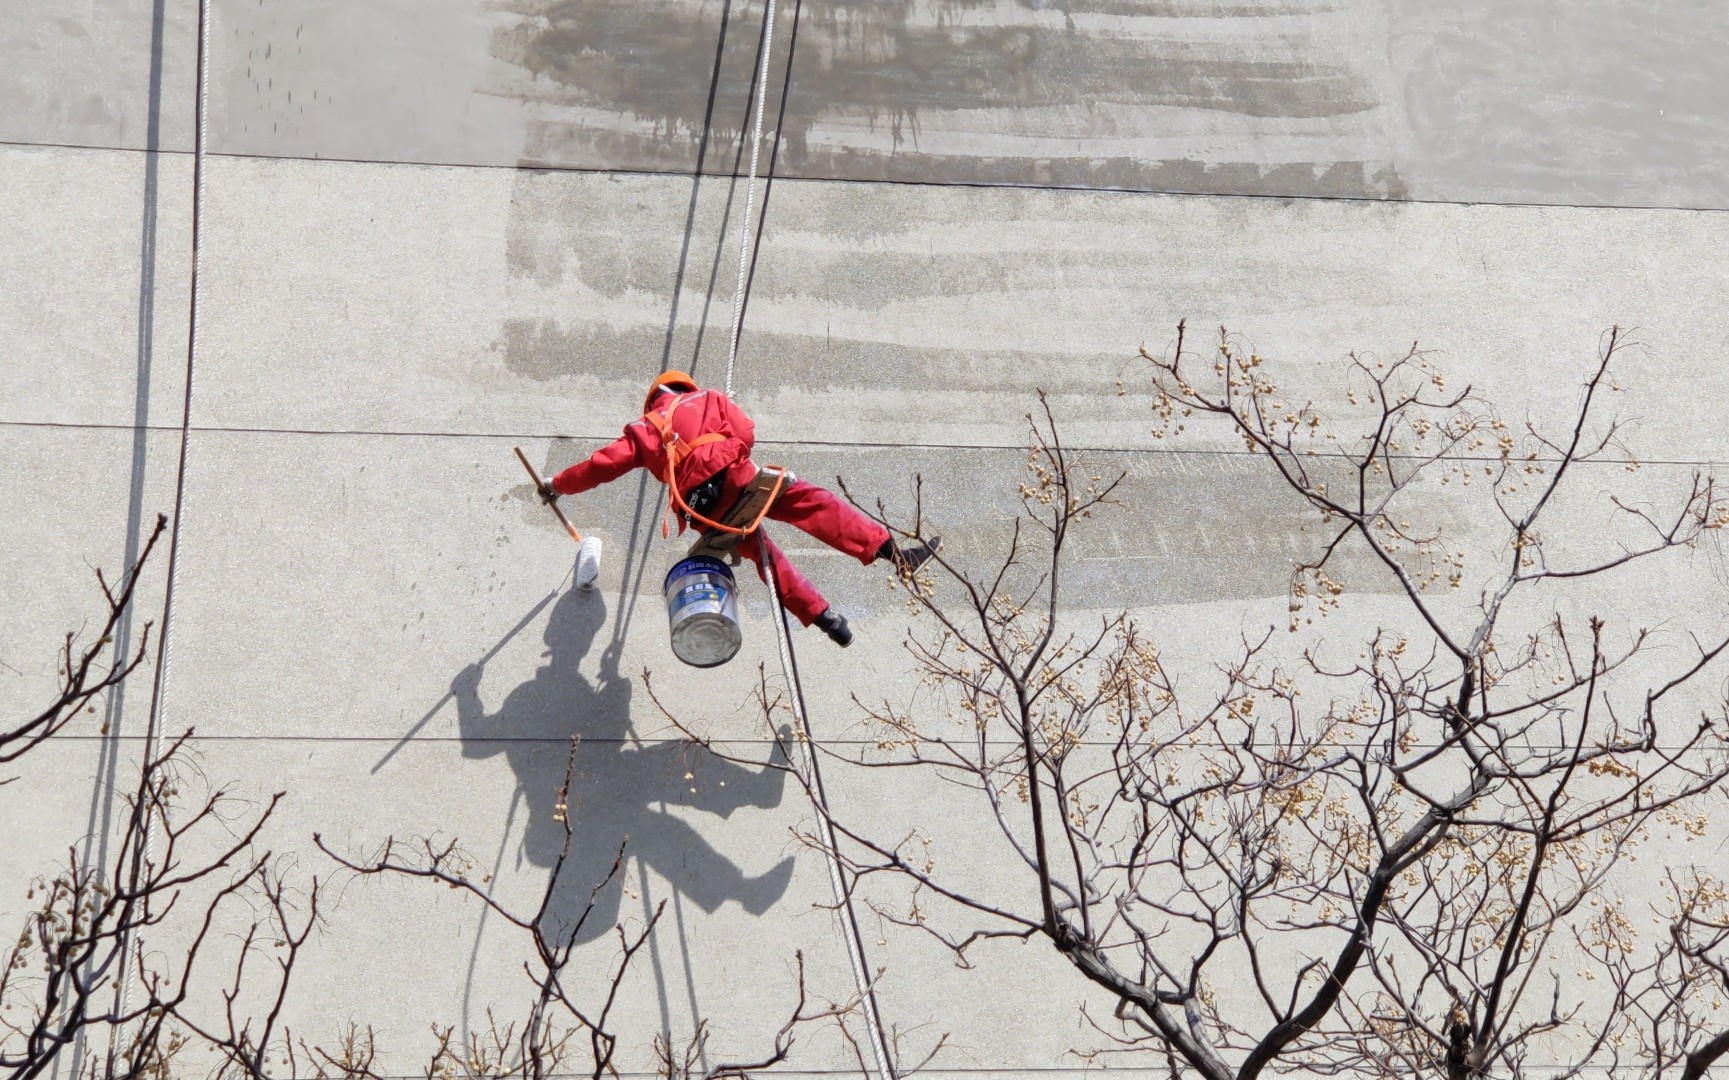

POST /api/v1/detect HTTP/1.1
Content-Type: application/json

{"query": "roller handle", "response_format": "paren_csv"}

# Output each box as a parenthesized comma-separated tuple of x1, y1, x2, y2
(515, 446, 585, 545)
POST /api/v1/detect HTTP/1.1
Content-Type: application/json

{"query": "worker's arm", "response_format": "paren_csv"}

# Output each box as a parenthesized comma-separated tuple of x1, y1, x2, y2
(549, 430, 645, 495)
(451, 664, 496, 758)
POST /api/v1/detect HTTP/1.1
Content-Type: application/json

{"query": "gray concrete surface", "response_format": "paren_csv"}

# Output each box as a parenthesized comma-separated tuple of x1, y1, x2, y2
(189, 155, 1729, 455)
(0, 0, 196, 152)
(204, 0, 1729, 208)
(0, 425, 178, 723)
(7, 0, 1729, 1076)
(0, 145, 191, 427)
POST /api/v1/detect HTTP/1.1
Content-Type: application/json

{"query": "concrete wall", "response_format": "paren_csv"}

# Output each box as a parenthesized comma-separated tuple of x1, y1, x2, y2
(5, 0, 1728, 1075)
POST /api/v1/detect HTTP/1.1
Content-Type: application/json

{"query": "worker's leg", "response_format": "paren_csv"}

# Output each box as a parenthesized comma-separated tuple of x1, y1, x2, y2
(736, 529, 829, 626)
(626, 741, 785, 816)
(630, 809, 794, 916)
(766, 477, 890, 564)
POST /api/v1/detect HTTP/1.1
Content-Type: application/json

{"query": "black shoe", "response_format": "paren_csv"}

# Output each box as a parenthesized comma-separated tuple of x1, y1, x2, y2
(813, 608, 853, 647)
(889, 535, 942, 577)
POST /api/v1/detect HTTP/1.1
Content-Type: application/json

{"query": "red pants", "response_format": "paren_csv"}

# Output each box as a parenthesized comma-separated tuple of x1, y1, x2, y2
(717, 476, 890, 626)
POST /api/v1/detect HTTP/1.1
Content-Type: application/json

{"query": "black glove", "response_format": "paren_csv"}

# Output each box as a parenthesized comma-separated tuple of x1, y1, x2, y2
(538, 478, 560, 505)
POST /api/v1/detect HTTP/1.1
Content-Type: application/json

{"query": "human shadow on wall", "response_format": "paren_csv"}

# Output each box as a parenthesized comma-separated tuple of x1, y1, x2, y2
(452, 589, 793, 947)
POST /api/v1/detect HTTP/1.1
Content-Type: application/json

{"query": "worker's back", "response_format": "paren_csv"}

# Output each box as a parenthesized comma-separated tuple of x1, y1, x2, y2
(631, 387, 756, 492)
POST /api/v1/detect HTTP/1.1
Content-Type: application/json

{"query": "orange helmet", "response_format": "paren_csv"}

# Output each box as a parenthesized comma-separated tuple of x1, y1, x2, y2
(643, 370, 699, 413)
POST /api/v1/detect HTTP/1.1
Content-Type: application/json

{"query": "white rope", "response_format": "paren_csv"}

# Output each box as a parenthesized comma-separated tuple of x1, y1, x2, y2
(759, 531, 897, 1080)
(110, 0, 209, 1057)
(713, 1, 893, 1070)
(723, 0, 780, 398)
(139, 0, 210, 902)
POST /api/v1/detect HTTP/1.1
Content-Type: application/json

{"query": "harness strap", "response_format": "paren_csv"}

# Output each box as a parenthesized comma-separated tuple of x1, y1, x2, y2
(644, 392, 784, 538)
(685, 465, 791, 560)
(672, 463, 787, 538)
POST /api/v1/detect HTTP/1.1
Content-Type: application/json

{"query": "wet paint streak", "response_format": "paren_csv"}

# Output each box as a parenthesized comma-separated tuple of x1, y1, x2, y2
(487, 0, 1400, 196)
(797, 154, 1409, 199)
(496, 316, 1155, 402)
(741, 446, 1385, 608)
(491, 0, 1377, 122)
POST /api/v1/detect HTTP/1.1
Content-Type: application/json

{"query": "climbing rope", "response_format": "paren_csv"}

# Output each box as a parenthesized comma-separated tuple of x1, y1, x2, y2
(722, 0, 778, 398)
(110, 0, 210, 1059)
(721, 1, 897, 1075)
(761, 540, 898, 1079)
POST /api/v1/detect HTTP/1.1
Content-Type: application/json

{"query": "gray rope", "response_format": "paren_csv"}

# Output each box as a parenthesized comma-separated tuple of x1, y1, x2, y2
(714, 0, 895, 1069)
(759, 530, 898, 1080)
(109, 0, 209, 1060)
(723, 0, 780, 398)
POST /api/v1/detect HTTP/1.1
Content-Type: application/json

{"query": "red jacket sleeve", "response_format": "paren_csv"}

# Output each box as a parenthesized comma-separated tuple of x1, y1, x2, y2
(549, 432, 644, 495)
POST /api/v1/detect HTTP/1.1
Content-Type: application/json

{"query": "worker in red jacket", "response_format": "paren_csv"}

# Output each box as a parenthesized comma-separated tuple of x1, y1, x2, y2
(543, 371, 940, 647)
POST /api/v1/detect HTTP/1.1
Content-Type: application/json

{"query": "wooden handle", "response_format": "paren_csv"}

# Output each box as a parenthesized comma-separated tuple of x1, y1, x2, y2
(514, 447, 584, 545)
(513, 446, 543, 488)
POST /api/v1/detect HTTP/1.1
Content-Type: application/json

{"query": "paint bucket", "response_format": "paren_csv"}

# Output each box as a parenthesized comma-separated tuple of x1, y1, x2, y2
(663, 556, 743, 668)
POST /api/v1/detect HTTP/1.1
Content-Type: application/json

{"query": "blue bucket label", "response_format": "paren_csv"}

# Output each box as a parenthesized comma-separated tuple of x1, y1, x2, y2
(665, 556, 736, 591)
(674, 583, 726, 611)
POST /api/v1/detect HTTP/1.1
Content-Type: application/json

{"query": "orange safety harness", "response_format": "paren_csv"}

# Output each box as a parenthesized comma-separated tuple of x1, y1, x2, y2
(643, 391, 786, 539)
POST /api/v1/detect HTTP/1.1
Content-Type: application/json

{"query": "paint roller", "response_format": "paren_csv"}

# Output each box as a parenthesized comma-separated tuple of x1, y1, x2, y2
(515, 447, 603, 591)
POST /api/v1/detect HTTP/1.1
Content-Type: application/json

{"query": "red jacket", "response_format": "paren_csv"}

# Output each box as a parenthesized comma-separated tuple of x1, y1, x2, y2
(550, 388, 756, 497)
